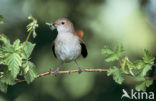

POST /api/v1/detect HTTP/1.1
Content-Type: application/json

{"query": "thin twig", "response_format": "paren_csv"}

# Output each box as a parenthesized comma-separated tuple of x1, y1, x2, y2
(16, 68, 108, 83)
(23, 30, 32, 49)
(16, 64, 156, 84)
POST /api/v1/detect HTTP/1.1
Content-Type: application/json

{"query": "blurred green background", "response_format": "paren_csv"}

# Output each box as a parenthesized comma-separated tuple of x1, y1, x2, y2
(0, 0, 156, 101)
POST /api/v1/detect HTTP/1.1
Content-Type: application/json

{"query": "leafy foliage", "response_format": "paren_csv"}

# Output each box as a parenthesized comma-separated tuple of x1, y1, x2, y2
(6, 53, 22, 78)
(0, 81, 7, 93)
(102, 44, 155, 91)
(0, 16, 38, 93)
(107, 66, 124, 84)
(135, 79, 153, 91)
(22, 61, 37, 84)
(101, 44, 125, 62)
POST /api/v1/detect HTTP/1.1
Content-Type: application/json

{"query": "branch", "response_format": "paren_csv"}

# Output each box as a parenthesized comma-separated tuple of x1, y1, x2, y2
(16, 64, 156, 83)
(16, 68, 108, 83)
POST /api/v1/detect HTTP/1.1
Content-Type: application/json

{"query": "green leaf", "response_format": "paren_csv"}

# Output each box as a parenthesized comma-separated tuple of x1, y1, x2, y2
(1, 71, 16, 85)
(0, 15, 4, 24)
(126, 59, 135, 76)
(13, 39, 21, 51)
(121, 57, 127, 70)
(143, 49, 155, 64)
(102, 44, 125, 62)
(0, 81, 7, 93)
(140, 64, 152, 77)
(135, 79, 153, 91)
(0, 34, 11, 46)
(23, 61, 37, 84)
(101, 46, 113, 55)
(0, 50, 7, 60)
(121, 57, 135, 75)
(145, 79, 153, 87)
(22, 42, 35, 59)
(107, 66, 124, 84)
(107, 66, 118, 76)
(5, 53, 22, 78)
(115, 44, 125, 57)
(136, 82, 146, 91)
(134, 60, 145, 69)
(105, 54, 120, 62)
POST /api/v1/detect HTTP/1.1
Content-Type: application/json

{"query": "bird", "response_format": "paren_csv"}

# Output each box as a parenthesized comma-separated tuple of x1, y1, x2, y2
(46, 18, 88, 74)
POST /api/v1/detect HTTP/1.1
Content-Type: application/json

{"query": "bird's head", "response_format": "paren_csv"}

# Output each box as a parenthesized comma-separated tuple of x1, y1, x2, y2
(46, 18, 75, 33)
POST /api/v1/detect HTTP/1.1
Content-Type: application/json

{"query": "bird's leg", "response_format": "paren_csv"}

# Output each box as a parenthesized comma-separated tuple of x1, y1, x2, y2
(54, 62, 63, 76)
(48, 68, 53, 75)
(74, 60, 82, 74)
(54, 67, 59, 76)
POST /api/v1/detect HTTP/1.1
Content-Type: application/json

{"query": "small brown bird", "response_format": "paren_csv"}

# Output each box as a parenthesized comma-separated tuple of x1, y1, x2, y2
(46, 18, 88, 74)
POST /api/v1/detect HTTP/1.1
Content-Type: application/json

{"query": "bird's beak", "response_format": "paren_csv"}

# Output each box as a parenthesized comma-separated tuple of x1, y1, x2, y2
(45, 22, 56, 30)
(52, 23, 61, 27)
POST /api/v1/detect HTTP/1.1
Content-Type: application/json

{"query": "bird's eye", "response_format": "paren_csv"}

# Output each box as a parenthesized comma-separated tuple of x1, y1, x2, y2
(61, 22, 65, 25)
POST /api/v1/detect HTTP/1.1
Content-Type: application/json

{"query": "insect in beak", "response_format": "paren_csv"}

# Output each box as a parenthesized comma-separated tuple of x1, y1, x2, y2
(45, 22, 56, 30)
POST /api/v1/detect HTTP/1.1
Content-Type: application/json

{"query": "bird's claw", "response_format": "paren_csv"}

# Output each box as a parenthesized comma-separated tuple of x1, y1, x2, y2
(54, 68, 59, 76)
(68, 70, 72, 74)
(78, 67, 82, 74)
(48, 68, 53, 75)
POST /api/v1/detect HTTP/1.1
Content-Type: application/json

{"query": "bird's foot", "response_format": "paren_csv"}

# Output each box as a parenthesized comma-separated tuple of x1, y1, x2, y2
(54, 68, 60, 76)
(68, 70, 72, 74)
(78, 67, 82, 74)
(48, 68, 53, 75)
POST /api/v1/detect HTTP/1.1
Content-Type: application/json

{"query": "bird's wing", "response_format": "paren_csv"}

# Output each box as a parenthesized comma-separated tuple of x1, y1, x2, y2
(52, 42, 56, 58)
(80, 40, 88, 58)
